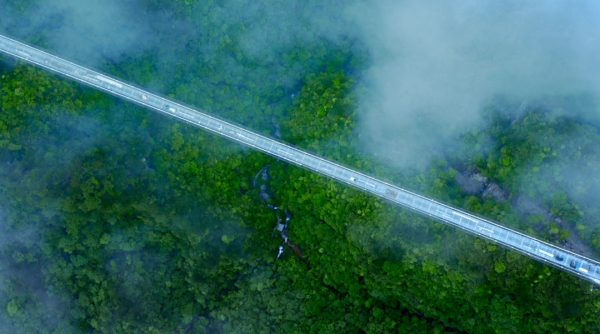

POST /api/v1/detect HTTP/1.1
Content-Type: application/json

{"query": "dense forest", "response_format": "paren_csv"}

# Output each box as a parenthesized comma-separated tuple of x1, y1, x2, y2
(2, 0, 600, 333)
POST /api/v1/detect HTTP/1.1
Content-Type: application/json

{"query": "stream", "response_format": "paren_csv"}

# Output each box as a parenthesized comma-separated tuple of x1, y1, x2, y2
(254, 163, 310, 268)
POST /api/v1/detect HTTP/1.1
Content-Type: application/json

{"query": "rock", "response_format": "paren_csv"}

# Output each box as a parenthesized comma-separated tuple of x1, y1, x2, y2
(482, 183, 508, 201)
(260, 185, 270, 201)
(455, 168, 507, 201)
(455, 170, 486, 194)
(472, 172, 488, 184)
(271, 116, 281, 139)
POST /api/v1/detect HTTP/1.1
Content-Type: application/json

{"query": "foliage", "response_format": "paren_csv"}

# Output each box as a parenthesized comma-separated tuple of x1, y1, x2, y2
(2, 2, 600, 333)
(451, 102, 600, 250)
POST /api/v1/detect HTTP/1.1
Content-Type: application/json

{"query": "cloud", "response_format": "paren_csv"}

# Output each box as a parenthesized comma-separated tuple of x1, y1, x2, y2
(351, 0, 600, 168)
(1, 0, 154, 66)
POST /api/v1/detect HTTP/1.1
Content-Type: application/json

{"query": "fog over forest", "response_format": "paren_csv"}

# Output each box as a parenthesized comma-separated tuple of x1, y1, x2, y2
(353, 0, 600, 168)
(2, 0, 600, 333)
(3, 0, 599, 165)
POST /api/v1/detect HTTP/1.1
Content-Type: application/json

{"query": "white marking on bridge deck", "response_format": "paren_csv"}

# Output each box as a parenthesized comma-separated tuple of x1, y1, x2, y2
(362, 180, 376, 188)
(539, 249, 554, 257)
(237, 133, 255, 142)
(96, 75, 123, 88)
(453, 212, 475, 221)
(17, 50, 31, 57)
(477, 227, 493, 234)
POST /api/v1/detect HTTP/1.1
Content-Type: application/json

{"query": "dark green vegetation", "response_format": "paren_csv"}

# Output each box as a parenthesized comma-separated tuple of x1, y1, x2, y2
(2, 1, 600, 333)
